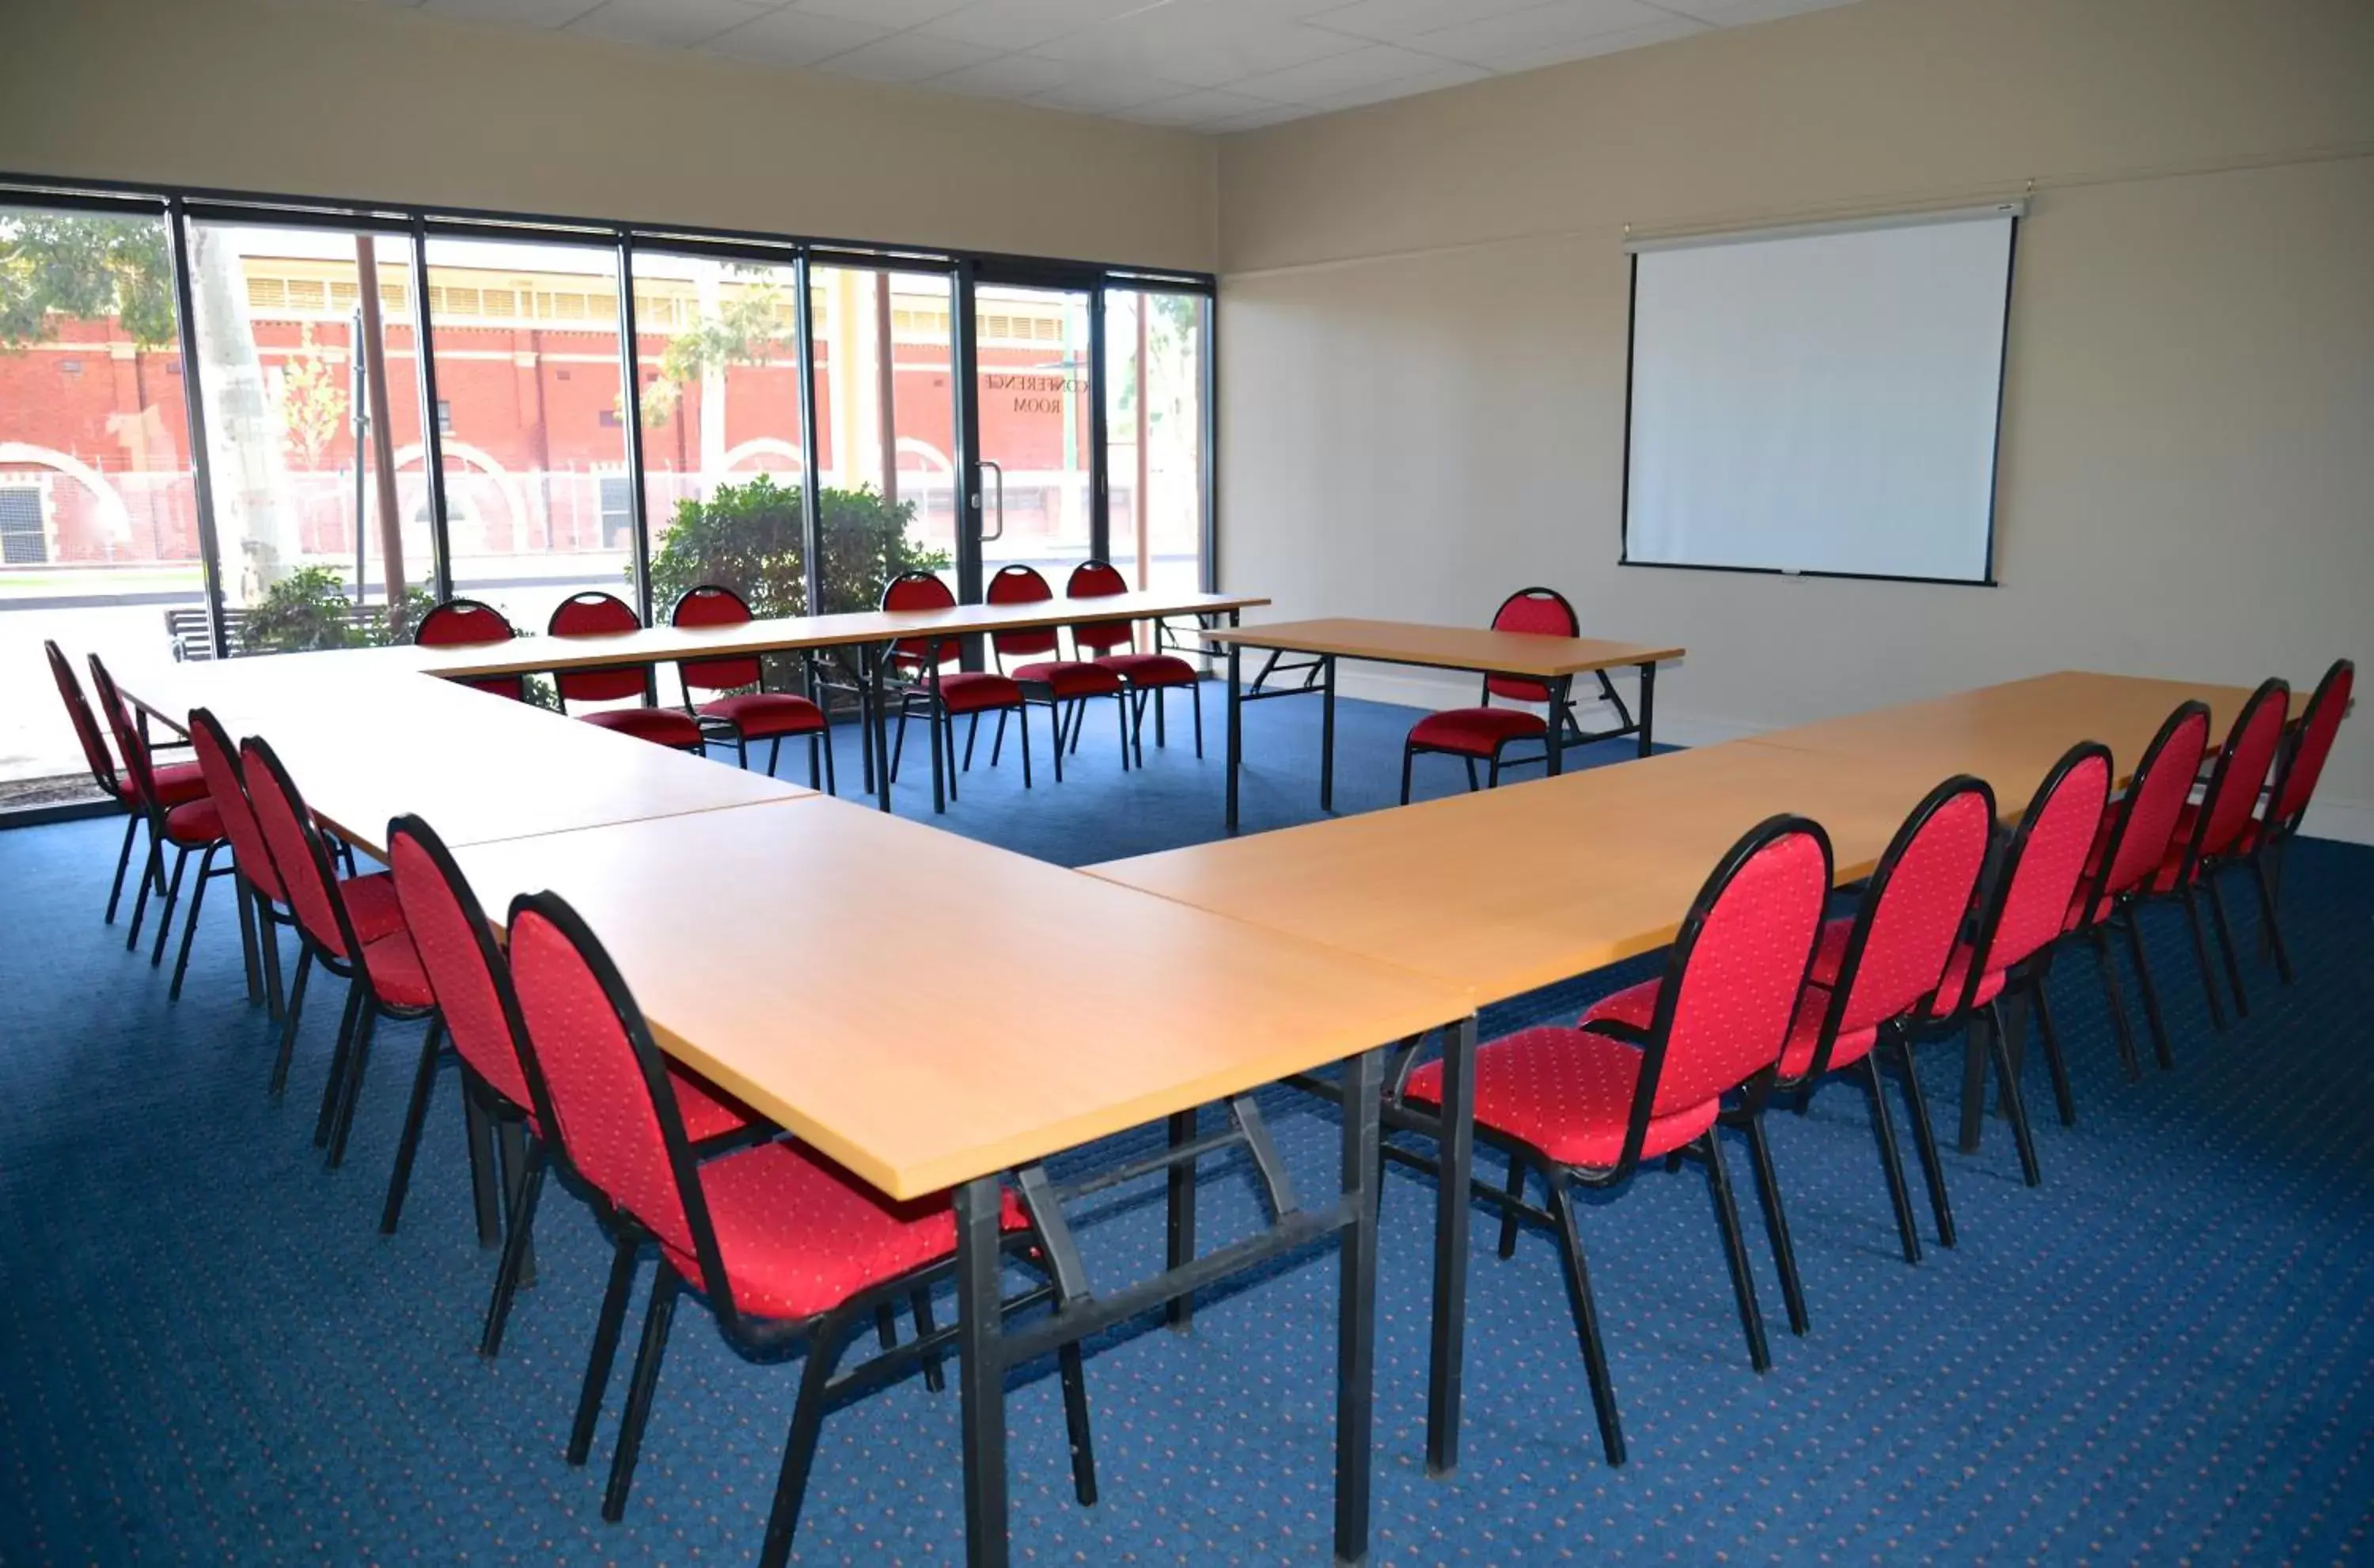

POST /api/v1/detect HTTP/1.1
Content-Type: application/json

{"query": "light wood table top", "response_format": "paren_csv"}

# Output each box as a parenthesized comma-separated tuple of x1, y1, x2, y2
(1741, 670, 2303, 793)
(1089, 740, 1951, 1008)
(449, 797, 1471, 1199)
(1200, 618, 1684, 678)
(403, 590, 1270, 680)
(112, 656, 812, 857)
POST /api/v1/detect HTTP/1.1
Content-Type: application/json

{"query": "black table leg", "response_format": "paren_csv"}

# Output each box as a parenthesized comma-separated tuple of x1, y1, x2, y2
(955, 1176, 1010, 1568)
(1546, 677, 1572, 777)
(1320, 654, 1337, 812)
(866, 644, 893, 813)
(1226, 641, 1243, 833)
(1637, 661, 1657, 759)
(1166, 1109, 1197, 1329)
(928, 640, 947, 815)
(1426, 1017, 1475, 1477)
(1333, 1046, 1383, 1566)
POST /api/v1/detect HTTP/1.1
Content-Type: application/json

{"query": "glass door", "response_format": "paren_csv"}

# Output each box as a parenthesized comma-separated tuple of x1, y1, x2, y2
(970, 281, 1096, 592)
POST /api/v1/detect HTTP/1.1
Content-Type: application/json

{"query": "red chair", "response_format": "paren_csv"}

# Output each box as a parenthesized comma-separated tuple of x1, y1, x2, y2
(1777, 775, 1995, 1267)
(168, 706, 294, 1011)
(2064, 703, 2213, 1081)
(881, 570, 1031, 799)
(414, 597, 528, 702)
(1894, 743, 2113, 1238)
(986, 563, 1128, 781)
(504, 890, 1095, 1556)
(241, 734, 434, 1169)
(47, 640, 205, 926)
(2145, 678, 2290, 1028)
(2240, 658, 2353, 982)
(380, 813, 762, 1356)
(1067, 560, 1203, 761)
(669, 584, 834, 792)
(85, 653, 225, 967)
(1400, 586, 1587, 804)
(546, 591, 704, 751)
(1397, 814, 1833, 1466)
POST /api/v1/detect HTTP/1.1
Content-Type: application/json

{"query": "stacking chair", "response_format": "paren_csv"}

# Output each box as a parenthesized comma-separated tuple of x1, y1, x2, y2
(2141, 679, 2290, 1027)
(1779, 775, 1996, 1267)
(379, 814, 761, 1356)
(985, 563, 1128, 780)
(47, 641, 205, 926)
(414, 597, 528, 702)
(669, 585, 834, 791)
(1395, 814, 1833, 1466)
(505, 892, 1097, 1560)
(2240, 658, 2354, 981)
(546, 592, 704, 751)
(2063, 703, 2213, 1081)
(86, 653, 224, 964)
(1400, 586, 1587, 804)
(169, 707, 291, 1009)
(1895, 744, 2112, 1237)
(1066, 560, 1203, 761)
(881, 570, 1031, 798)
(241, 735, 435, 1169)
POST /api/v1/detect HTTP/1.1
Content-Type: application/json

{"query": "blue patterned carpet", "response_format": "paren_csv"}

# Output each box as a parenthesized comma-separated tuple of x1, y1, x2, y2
(2, 684, 2370, 1565)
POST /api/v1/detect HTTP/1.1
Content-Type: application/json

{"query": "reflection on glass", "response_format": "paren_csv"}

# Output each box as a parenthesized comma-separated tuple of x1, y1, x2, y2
(187, 223, 433, 653)
(977, 283, 1093, 585)
(1105, 289, 1208, 597)
(420, 235, 635, 633)
(811, 266, 957, 611)
(0, 205, 199, 782)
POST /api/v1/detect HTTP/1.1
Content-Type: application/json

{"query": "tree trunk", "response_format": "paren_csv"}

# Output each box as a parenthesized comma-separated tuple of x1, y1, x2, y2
(188, 224, 298, 606)
(354, 238, 408, 629)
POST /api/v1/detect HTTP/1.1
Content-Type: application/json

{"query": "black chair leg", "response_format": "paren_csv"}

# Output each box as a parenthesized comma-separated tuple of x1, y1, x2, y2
(1462, 756, 1480, 793)
(819, 722, 837, 797)
(962, 711, 981, 771)
(1057, 1334, 1098, 1507)
(601, 1264, 683, 1521)
(2032, 974, 2077, 1127)
(757, 1312, 855, 1568)
(1544, 1172, 1625, 1466)
(1496, 1152, 1526, 1259)
(1115, 690, 1131, 771)
(2121, 909, 2176, 1069)
(2205, 874, 2250, 1019)
(380, 1022, 448, 1233)
(325, 1003, 393, 1169)
(267, 945, 313, 1096)
(1741, 1114, 1807, 1335)
(148, 843, 191, 966)
(1988, 1004, 2042, 1187)
(910, 1288, 944, 1393)
(1894, 1037, 1956, 1248)
(1189, 679, 1203, 759)
(167, 846, 222, 998)
(312, 980, 366, 1138)
(1701, 1131, 1771, 1371)
(259, 899, 286, 1021)
(125, 832, 166, 953)
(2090, 929, 2144, 1080)
(568, 1236, 643, 1463)
(1018, 703, 1033, 790)
(480, 1142, 548, 1358)
(1400, 748, 1416, 806)
(2251, 854, 2295, 984)
(1861, 1053, 1922, 1264)
(105, 812, 139, 924)
(2180, 886, 2228, 1031)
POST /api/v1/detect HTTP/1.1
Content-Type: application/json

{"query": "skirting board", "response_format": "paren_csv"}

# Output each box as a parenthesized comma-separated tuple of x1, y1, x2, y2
(1326, 665, 2374, 846)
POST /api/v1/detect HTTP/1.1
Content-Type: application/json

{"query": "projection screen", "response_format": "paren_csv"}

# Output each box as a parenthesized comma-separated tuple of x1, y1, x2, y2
(1621, 205, 2020, 584)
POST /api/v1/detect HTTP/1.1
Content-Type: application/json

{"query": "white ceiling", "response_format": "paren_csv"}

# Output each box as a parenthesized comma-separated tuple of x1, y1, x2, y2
(364, 0, 1858, 131)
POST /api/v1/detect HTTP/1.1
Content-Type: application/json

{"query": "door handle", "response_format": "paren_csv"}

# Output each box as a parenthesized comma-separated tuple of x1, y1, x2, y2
(977, 458, 1005, 543)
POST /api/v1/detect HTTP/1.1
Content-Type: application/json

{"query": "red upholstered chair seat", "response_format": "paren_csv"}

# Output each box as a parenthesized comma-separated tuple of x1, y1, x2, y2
(1011, 661, 1123, 699)
(340, 870, 411, 947)
(581, 707, 704, 749)
(1404, 1009, 1720, 1169)
(935, 671, 1026, 715)
(663, 1140, 1029, 1321)
(1095, 652, 1197, 687)
(669, 1067, 759, 1145)
(127, 760, 209, 810)
(359, 931, 437, 1011)
(696, 691, 825, 740)
(161, 797, 224, 847)
(1409, 706, 1548, 757)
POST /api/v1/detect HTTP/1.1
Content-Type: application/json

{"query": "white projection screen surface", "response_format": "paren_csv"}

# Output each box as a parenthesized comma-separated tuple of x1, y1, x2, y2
(1622, 209, 2017, 583)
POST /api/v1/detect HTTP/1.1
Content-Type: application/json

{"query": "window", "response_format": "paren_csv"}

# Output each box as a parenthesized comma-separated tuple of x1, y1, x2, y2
(435, 400, 453, 435)
(598, 475, 634, 550)
(1105, 289, 1209, 595)
(0, 486, 47, 564)
(812, 265, 957, 608)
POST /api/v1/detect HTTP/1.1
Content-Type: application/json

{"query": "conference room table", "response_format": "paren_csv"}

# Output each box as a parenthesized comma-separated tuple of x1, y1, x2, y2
(1198, 618, 1685, 831)
(1085, 667, 2281, 1475)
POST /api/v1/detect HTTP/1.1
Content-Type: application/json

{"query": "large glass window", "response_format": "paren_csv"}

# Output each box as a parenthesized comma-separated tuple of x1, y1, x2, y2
(0, 204, 199, 789)
(811, 265, 958, 611)
(420, 234, 635, 634)
(1105, 288, 1209, 597)
(977, 283, 1094, 587)
(185, 222, 433, 653)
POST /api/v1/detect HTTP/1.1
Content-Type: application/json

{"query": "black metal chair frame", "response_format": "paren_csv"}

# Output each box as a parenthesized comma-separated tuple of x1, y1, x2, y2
(1399, 586, 1624, 804)
(1064, 560, 1207, 765)
(879, 571, 1033, 802)
(984, 565, 1131, 784)
(2239, 657, 2354, 986)
(668, 585, 837, 794)
(547, 591, 703, 751)
(85, 655, 236, 979)
(414, 597, 530, 703)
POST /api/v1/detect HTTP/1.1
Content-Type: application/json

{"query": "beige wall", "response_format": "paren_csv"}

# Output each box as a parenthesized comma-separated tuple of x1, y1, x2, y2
(1216, 0, 2374, 832)
(0, 0, 1216, 271)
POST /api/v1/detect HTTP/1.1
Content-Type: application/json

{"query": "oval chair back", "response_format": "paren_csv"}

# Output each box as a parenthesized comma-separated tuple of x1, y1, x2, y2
(1484, 586, 1580, 705)
(547, 592, 651, 706)
(46, 640, 122, 800)
(1622, 815, 1832, 1154)
(239, 734, 364, 966)
(882, 570, 957, 673)
(2265, 658, 2353, 834)
(1802, 776, 1996, 1080)
(387, 814, 540, 1117)
(1951, 742, 2114, 1013)
(2076, 702, 2211, 927)
(670, 584, 764, 696)
(985, 563, 1058, 664)
(415, 598, 527, 702)
(85, 654, 164, 820)
(188, 708, 285, 906)
(2179, 678, 2291, 875)
(1066, 560, 1134, 657)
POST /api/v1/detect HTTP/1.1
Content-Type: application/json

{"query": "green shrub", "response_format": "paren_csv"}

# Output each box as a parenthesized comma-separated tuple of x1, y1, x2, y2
(237, 564, 434, 654)
(643, 475, 950, 621)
